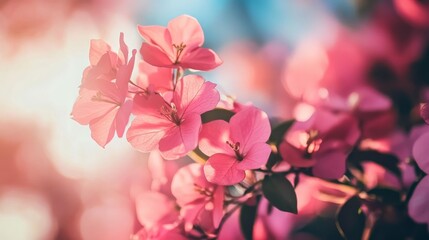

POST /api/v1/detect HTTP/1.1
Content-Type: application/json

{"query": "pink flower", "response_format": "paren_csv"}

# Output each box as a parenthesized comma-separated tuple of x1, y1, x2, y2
(138, 15, 222, 71)
(134, 60, 173, 94)
(199, 106, 272, 185)
(171, 163, 224, 229)
(133, 191, 185, 240)
(127, 75, 220, 159)
(71, 33, 136, 147)
(409, 132, 429, 228)
(279, 110, 360, 179)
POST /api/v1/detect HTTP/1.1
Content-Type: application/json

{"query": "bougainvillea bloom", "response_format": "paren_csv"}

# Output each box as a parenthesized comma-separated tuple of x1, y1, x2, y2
(199, 106, 271, 185)
(134, 60, 173, 94)
(127, 75, 220, 160)
(171, 163, 224, 229)
(279, 110, 360, 179)
(133, 191, 185, 240)
(138, 15, 222, 71)
(72, 33, 136, 147)
(409, 132, 429, 227)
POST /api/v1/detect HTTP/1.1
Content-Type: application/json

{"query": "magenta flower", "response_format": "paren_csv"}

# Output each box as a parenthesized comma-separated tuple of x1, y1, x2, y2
(127, 75, 220, 160)
(71, 33, 136, 147)
(138, 15, 222, 71)
(279, 110, 360, 179)
(199, 106, 271, 185)
(409, 132, 429, 228)
(171, 163, 224, 229)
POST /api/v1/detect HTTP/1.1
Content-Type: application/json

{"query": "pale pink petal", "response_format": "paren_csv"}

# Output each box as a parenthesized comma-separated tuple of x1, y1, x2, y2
(181, 47, 223, 71)
(159, 113, 201, 159)
(412, 132, 429, 174)
(116, 49, 136, 95)
(72, 88, 117, 125)
(212, 186, 224, 228)
(115, 99, 133, 138)
(126, 115, 172, 152)
(174, 75, 220, 116)
(148, 151, 168, 191)
(312, 149, 347, 179)
(421, 103, 429, 124)
(199, 120, 233, 156)
(180, 201, 206, 226)
(237, 142, 271, 170)
(137, 25, 173, 56)
(89, 107, 118, 147)
(135, 191, 176, 229)
(118, 32, 128, 64)
(167, 15, 204, 51)
(171, 163, 204, 206)
(137, 60, 173, 92)
(89, 39, 111, 66)
(204, 153, 245, 185)
(140, 43, 175, 68)
(408, 176, 429, 223)
(230, 107, 271, 153)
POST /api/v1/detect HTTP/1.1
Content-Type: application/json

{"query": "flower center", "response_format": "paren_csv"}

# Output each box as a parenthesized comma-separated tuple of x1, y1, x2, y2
(193, 183, 213, 197)
(298, 129, 322, 159)
(91, 91, 120, 106)
(172, 42, 186, 64)
(160, 102, 181, 125)
(226, 141, 244, 161)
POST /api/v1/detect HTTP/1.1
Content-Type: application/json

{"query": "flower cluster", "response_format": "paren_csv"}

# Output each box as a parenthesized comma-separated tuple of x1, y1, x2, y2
(72, 14, 429, 239)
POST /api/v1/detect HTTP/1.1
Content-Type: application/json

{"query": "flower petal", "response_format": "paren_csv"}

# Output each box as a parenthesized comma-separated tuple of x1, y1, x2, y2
(140, 43, 175, 68)
(89, 107, 118, 147)
(115, 99, 133, 138)
(409, 176, 429, 223)
(278, 141, 316, 168)
(171, 163, 206, 206)
(237, 142, 271, 170)
(204, 153, 245, 185)
(167, 15, 204, 51)
(126, 115, 172, 152)
(230, 107, 271, 153)
(212, 186, 224, 228)
(181, 47, 223, 71)
(412, 132, 429, 174)
(72, 88, 117, 125)
(89, 39, 111, 66)
(421, 103, 429, 124)
(159, 113, 201, 160)
(312, 149, 347, 179)
(174, 75, 220, 116)
(137, 25, 173, 56)
(199, 120, 232, 156)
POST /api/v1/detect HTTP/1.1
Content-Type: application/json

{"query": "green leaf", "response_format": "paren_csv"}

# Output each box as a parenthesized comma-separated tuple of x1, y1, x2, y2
(336, 196, 366, 240)
(265, 152, 282, 170)
(201, 108, 235, 123)
(268, 120, 295, 145)
(239, 197, 260, 240)
(262, 174, 297, 213)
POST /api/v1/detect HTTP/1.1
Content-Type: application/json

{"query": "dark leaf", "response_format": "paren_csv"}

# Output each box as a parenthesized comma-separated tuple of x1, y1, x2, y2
(266, 152, 282, 170)
(268, 120, 295, 146)
(348, 149, 402, 179)
(262, 174, 297, 213)
(367, 187, 402, 205)
(201, 108, 234, 123)
(239, 197, 260, 240)
(336, 196, 366, 240)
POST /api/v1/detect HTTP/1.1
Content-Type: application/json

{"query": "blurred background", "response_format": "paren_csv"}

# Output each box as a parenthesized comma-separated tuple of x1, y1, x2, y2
(1, 0, 429, 239)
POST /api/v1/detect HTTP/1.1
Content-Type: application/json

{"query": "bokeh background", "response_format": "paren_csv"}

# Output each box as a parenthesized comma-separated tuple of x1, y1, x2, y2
(1, 0, 429, 239)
